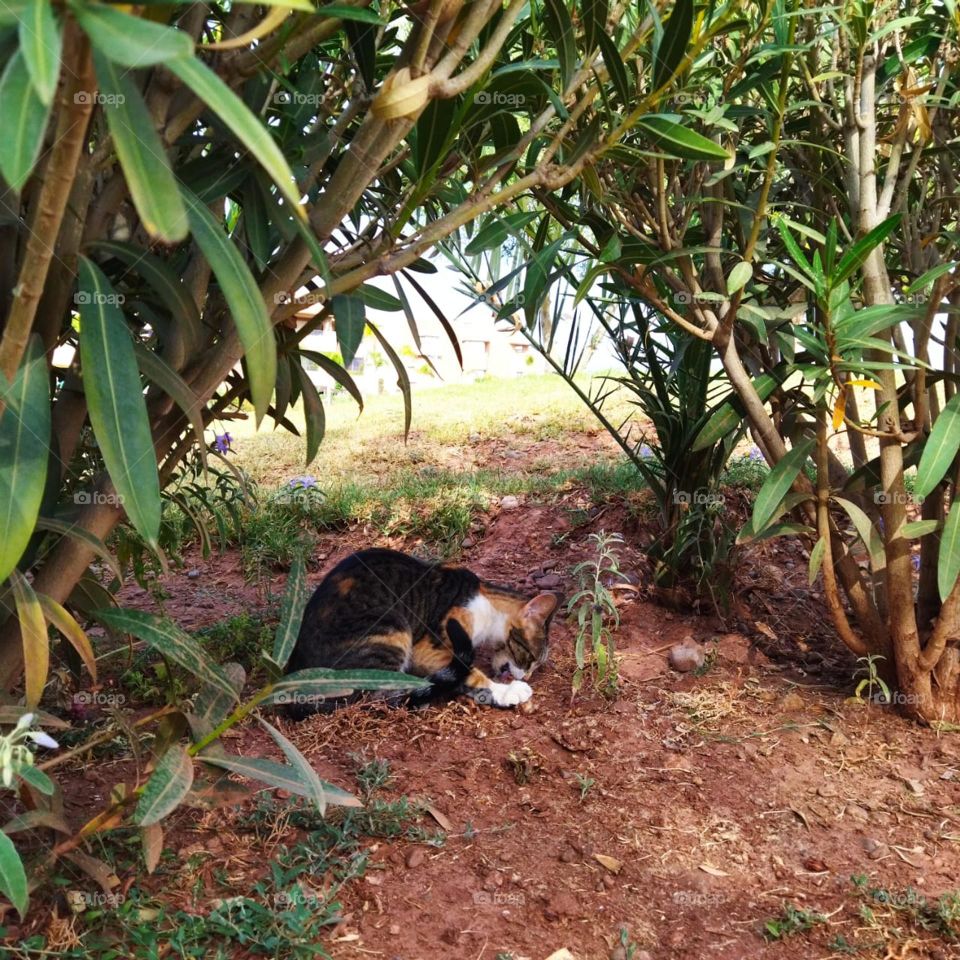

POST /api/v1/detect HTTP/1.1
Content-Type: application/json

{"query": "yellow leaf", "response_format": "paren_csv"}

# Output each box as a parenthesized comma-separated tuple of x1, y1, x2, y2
(38, 593, 97, 683)
(832, 393, 846, 430)
(593, 853, 623, 874)
(203, 7, 290, 49)
(849, 378, 882, 390)
(10, 570, 48, 710)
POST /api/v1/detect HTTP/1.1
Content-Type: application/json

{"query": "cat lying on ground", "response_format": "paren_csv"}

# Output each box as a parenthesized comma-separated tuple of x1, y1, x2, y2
(284, 548, 559, 716)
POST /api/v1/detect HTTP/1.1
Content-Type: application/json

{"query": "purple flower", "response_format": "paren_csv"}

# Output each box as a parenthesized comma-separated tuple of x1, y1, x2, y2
(640, 444, 653, 458)
(911, 554, 921, 571)
(289, 475, 317, 489)
(749, 446, 763, 461)
(213, 432, 233, 454)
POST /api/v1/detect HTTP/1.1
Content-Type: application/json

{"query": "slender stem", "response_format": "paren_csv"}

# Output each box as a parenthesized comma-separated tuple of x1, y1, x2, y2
(0, 23, 94, 388)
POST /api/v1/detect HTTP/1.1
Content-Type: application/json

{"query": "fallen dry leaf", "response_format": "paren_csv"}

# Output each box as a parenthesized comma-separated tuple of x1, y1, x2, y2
(544, 950, 577, 960)
(424, 803, 453, 831)
(698, 863, 729, 877)
(593, 853, 622, 874)
(755, 622, 778, 641)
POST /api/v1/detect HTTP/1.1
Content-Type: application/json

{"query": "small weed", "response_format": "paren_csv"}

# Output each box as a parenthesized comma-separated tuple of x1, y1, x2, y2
(852, 874, 960, 940)
(567, 530, 629, 697)
(826, 933, 860, 954)
(763, 903, 827, 941)
(616, 925, 641, 958)
(350, 755, 393, 798)
(853, 654, 891, 704)
(574, 772, 596, 802)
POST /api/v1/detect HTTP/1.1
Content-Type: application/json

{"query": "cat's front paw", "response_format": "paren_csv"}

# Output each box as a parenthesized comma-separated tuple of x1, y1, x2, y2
(489, 680, 533, 707)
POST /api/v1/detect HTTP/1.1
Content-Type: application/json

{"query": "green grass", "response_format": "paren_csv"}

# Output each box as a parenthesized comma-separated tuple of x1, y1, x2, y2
(238, 459, 647, 565)
(228, 373, 634, 490)
(15, 775, 433, 959)
(763, 903, 827, 941)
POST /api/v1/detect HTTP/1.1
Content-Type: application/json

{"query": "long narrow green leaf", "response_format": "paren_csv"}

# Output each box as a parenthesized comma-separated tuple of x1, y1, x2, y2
(95, 608, 238, 701)
(366, 320, 412, 439)
(0, 0, 27, 25)
(271, 554, 308, 669)
(133, 343, 207, 471)
(297, 349, 363, 410)
(902, 520, 939, 539)
(581, 0, 608, 51)
(77, 257, 162, 548)
(317, 2, 385, 23)
(292, 362, 324, 467)
(750, 439, 814, 533)
(89, 241, 203, 356)
(915, 393, 960, 499)
(34, 517, 121, 582)
(135, 745, 194, 826)
(331, 294, 365, 366)
(833, 497, 886, 571)
(20, 0, 60, 105)
(264, 668, 428, 709)
(832, 214, 902, 288)
(693, 373, 779, 451)
(543, 0, 576, 92)
(259, 718, 326, 815)
(596, 31, 630, 106)
(939, 500, 960, 602)
(71, 1, 193, 67)
(92, 53, 188, 243)
(201, 755, 362, 808)
(654, 0, 694, 88)
(0, 833, 28, 918)
(636, 115, 731, 160)
(0, 50, 52, 190)
(167, 56, 305, 220)
(0, 336, 49, 582)
(182, 190, 276, 426)
(190, 663, 246, 736)
(808, 535, 826, 584)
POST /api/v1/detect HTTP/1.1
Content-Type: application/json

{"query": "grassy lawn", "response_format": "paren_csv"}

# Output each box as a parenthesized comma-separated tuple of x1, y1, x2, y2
(228, 373, 633, 489)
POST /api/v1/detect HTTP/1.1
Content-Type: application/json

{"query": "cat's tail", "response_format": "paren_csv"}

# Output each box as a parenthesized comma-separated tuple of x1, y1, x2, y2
(400, 617, 475, 708)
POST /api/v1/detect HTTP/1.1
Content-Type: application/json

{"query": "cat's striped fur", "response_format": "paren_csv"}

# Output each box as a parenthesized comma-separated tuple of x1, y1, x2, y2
(284, 548, 559, 715)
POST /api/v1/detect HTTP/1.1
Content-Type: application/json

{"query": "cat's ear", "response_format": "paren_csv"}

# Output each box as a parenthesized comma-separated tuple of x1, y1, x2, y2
(522, 593, 559, 626)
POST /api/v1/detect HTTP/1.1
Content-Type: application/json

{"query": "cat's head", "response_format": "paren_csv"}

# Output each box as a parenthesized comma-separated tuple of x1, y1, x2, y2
(491, 593, 560, 680)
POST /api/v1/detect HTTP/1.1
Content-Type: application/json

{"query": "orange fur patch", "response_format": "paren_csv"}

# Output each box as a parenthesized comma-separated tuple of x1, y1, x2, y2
(370, 630, 411, 653)
(335, 576, 356, 596)
(465, 667, 493, 689)
(411, 637, 452, 675)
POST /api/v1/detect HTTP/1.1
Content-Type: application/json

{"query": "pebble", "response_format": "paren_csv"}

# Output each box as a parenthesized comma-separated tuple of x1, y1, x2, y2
(187, 569, 200, 579)
(668, 637, 705, 673)
(535, 573, 563, 590)
(461, 537, 475, 548)
(847, 803, 871, 823)
(500, 495, 520, 509)
(405, 847, 425, 868)
(389, 923, 401, 936)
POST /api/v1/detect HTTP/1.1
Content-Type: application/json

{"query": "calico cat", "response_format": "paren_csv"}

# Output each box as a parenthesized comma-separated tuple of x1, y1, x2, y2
(284, 548, 559, 715)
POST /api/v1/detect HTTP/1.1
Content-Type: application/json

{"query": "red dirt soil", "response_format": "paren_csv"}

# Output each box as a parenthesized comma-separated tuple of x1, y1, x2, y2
(9, 446, 960, 960)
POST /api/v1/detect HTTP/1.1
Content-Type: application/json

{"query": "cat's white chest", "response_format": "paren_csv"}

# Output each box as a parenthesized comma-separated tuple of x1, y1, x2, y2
(465, 594, 509, 647)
